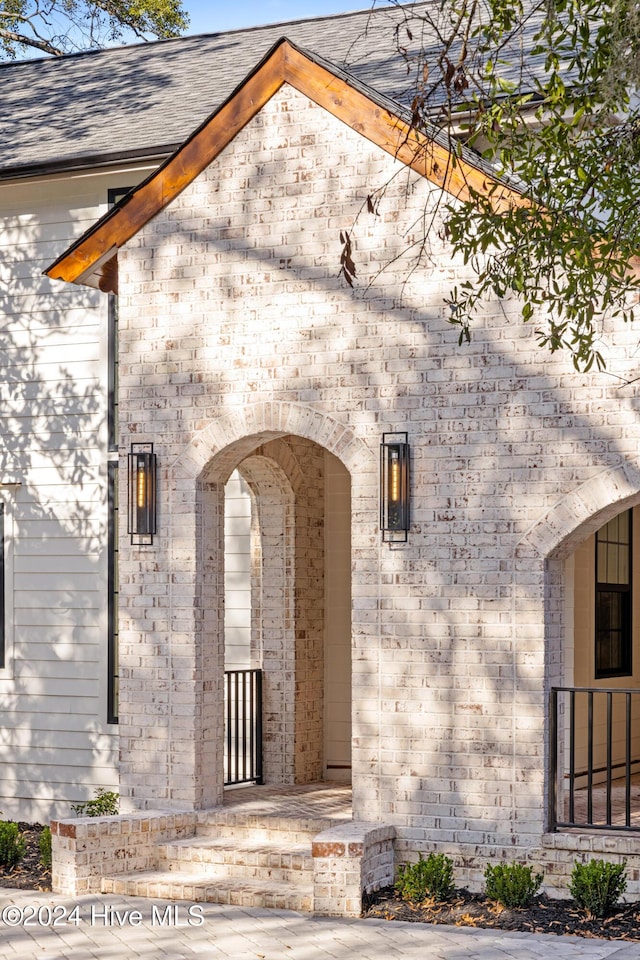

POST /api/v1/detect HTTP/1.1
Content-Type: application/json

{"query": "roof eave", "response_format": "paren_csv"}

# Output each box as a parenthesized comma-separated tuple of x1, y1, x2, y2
(0, 147, 176, 184)
(46, 37, 523, 289)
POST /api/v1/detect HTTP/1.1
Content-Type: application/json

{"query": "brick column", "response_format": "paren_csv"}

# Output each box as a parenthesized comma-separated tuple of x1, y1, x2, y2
(118, 468, 226, 811)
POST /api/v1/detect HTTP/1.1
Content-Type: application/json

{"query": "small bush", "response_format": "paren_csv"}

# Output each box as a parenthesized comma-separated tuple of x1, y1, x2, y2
(395, 853, 455, 902)
(484, 862, 543, 908)
(39, 826, 52, 870)
(569, 859, 627, 919)
(0, 821, 26, 869)
(71, 788, 119, 817)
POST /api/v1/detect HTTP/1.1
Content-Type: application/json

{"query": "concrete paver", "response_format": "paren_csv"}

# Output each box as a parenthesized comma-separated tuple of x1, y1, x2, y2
(0, 890, 638, 960)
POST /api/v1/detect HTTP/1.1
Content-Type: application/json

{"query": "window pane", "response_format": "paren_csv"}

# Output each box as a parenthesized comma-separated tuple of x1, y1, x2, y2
(619, 544, 629, 584)
(595, 589, 631, 677)
(595, 511, 632, 677)
(597, 541, 606, 583)
(606, 514, 618, 542)
(596, 510, 631, 585)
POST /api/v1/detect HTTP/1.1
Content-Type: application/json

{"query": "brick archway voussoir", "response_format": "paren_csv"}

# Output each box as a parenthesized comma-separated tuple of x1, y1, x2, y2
(172, 401, 371, 481)
(516, 458, 640, 561)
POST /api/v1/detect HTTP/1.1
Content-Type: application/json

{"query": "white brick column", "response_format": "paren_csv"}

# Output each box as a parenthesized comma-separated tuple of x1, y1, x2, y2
(118, 465, 226, 811)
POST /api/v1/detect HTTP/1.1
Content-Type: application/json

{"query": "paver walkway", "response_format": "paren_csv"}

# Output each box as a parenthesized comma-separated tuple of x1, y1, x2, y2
(0, 889, 639, 960)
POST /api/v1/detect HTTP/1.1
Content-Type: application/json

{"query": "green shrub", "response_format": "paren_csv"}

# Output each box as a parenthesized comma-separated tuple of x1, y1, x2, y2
(484, 862, 543, 908)
(71, 788, 119, 817)
(395, 853, 455, 902)
(0, 821, 26, 868)
(39, 826, 52, 870)
(569, 859, 627, 919)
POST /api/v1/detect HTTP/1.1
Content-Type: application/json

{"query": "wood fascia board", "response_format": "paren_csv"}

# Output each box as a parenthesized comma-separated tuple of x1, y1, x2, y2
(74, 245, 117, 289)
(46, 39, 523, 287)
(281, 43, 526, 213)
(46, 43, 288, 284)
(282, 50, 640, 277)
(282, 50, 640, 279)
(97, 254, 119, 295)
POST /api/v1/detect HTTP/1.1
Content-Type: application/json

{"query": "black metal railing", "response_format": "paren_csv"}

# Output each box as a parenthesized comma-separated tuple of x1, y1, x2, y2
(224, 669, 263, 787)
(550, 686, 640, 831)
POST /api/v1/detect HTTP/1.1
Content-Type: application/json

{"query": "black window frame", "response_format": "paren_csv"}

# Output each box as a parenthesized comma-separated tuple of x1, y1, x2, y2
(107, 187, 131, 723)
(107, 187, 130, 453)
(107, 461, 119, 723)
(595, 509, 632, 679)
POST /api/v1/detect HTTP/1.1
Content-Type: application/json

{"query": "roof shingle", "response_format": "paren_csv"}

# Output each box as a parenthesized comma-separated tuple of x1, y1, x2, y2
(0, 3, 441, 177)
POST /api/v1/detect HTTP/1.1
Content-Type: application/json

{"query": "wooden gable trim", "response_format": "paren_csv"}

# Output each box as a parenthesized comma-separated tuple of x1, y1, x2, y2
(282, 43, 519, 214)
(46, 43, 288, 287)
(46, 39, 522, 289)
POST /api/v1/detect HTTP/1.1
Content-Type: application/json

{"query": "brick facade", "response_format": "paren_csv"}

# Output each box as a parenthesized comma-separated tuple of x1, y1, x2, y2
(112, 83, 640, 891)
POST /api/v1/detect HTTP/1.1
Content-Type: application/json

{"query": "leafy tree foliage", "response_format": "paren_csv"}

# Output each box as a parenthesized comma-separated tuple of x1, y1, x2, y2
(377, 0, 640, 371)
(0, 0, 188, 58)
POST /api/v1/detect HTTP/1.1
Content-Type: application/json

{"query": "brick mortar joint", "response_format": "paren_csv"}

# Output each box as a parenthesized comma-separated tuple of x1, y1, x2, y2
(312, 822, 396, 859)
(542, 832, 640, 856)
(51, 812, 197, 839)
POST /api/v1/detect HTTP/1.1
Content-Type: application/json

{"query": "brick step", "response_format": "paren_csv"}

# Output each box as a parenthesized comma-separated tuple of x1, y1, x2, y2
(100, 870, 314, 912)
(157, 835, 314, 883)
(194, 813, 337, 843)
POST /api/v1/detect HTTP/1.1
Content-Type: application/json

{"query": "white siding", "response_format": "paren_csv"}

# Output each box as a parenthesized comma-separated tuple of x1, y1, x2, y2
(324, 450, 352, 782)
(0, 164, 155, 821)
(224, 470, 252, 671)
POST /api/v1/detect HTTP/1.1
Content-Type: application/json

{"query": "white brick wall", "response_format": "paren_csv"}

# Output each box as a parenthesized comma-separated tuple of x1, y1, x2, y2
(113, 82, 640, 883)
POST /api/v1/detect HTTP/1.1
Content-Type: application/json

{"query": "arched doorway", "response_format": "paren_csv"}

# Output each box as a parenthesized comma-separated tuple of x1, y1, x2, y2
(218, 435, 352, 789)
(547, 499, 640, 830)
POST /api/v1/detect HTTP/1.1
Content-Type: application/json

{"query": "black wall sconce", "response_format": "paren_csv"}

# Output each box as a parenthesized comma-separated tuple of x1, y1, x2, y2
(380, 432, 410, 542)
(128, 442, 157, 545)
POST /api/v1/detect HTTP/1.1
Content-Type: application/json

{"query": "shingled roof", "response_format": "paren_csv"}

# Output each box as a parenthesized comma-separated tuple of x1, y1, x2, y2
(46, 35, 529, 291)
(0, 2, 445, 179)
(1, 1, 554, 181)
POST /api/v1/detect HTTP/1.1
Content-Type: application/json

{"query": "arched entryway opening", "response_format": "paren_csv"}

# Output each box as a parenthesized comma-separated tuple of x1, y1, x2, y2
(213, 434, 352, 791)
(537, 478, 640, 832)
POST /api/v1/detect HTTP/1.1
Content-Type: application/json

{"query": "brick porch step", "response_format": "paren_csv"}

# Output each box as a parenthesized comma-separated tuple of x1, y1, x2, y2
(99, 809, 320, 911)
(54, 785, 365, 916)
(157, 835, 314, 884)
(100, 870, 314, 911)
(194, 813, 339, 842)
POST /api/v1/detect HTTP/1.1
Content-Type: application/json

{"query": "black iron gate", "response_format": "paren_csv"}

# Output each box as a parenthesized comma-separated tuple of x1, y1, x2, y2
(224, 669, 263, 786)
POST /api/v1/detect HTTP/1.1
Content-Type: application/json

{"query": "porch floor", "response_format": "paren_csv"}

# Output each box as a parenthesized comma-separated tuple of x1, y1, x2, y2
(220, 781, 353, 823)
(223, 779, 640, 833)
(563, 773, 640, 829)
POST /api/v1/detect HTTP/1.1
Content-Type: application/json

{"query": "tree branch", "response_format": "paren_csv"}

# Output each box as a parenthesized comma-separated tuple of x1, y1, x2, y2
(0, 26, 63, 56)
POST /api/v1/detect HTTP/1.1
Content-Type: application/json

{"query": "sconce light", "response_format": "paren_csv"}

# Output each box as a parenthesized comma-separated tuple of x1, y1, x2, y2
(128, 442, 157, 545)
(380, 432, 410, 543)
